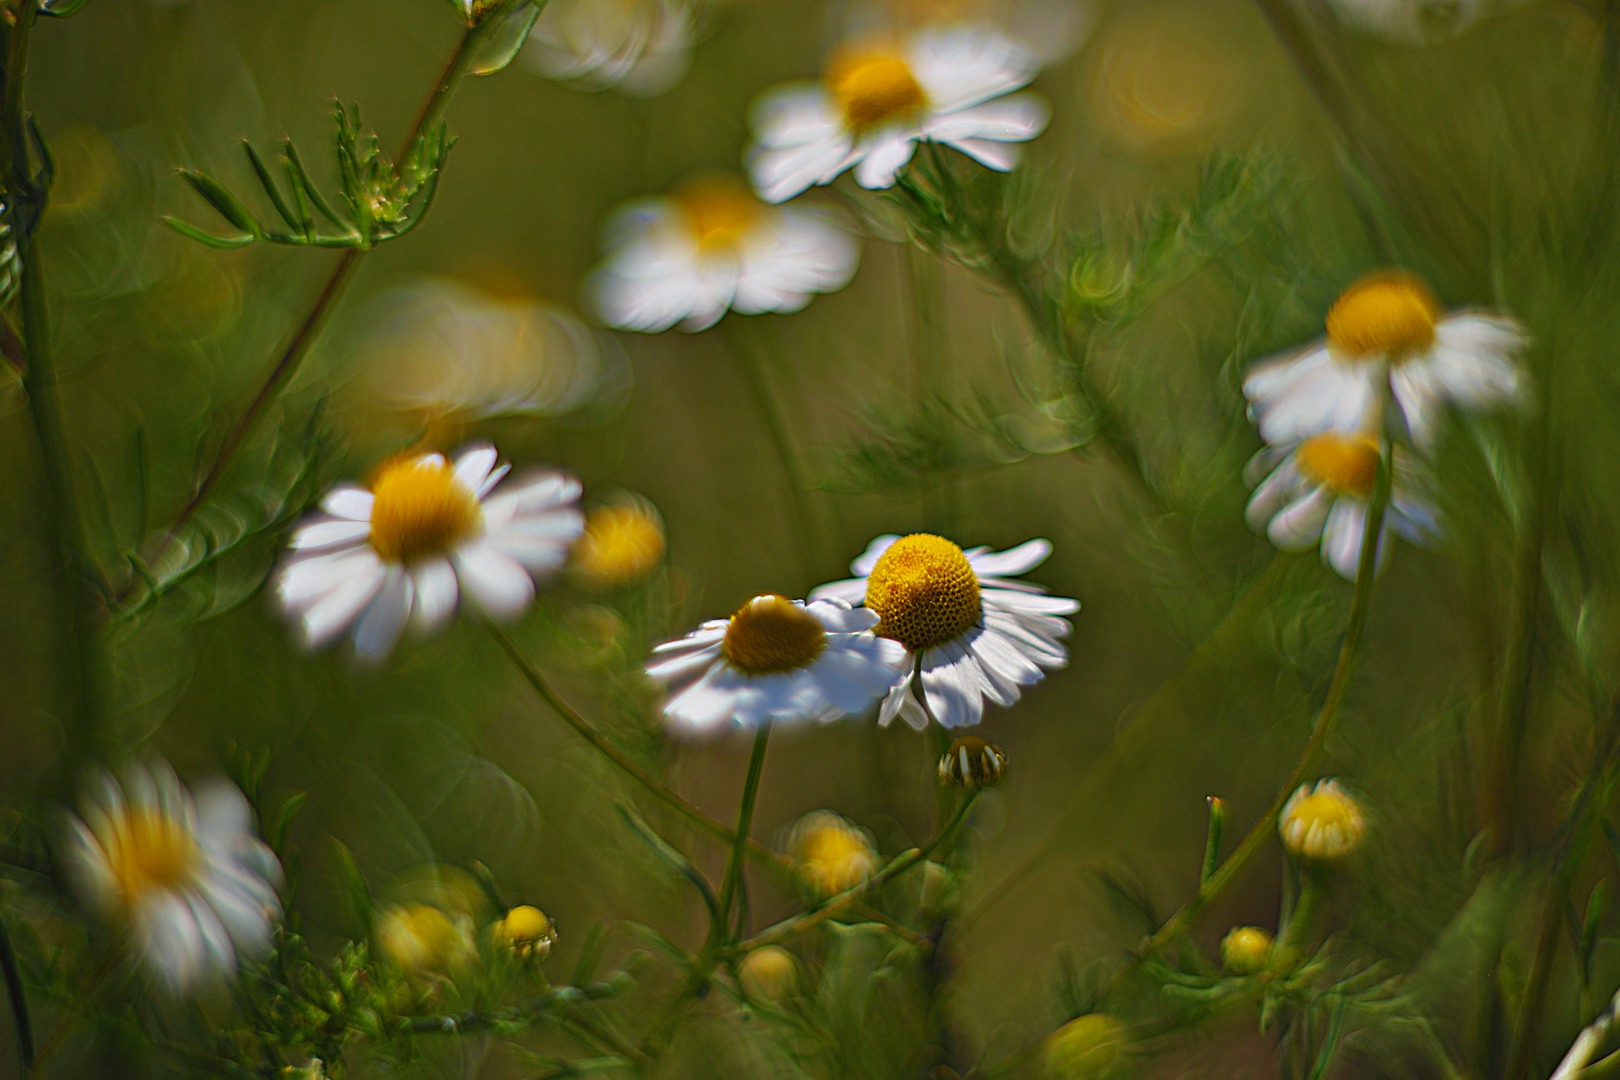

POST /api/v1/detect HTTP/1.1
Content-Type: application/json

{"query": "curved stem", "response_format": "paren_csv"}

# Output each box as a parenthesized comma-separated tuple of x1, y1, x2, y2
(737, 791, 979, 954)
(714, 722, 771, 945)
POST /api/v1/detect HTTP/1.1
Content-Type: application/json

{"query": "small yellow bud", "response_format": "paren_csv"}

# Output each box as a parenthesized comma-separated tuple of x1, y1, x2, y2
(1043, 1014, 1127, 1079)
(376, 903, 476, 978)
(492, 904, 558, 960)
(938, 735, 1008, 790)
(571, 499, 665, 588)
(786, 810, 878, 896)
(1279, 778, 1367, 863)
(1220, 926, 1273, 974)
(738, 945, 800, 1002)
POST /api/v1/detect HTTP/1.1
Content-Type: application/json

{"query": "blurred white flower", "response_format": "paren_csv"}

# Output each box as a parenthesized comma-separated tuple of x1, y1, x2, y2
(592, 176, 860, 333)
(278, 445, 584, 658)
(1243, 271, 1526, 450)
(748, 25, 1049, 203)
(1321, 0, 1512, 40)
(810, 534, 1077, 729)
(522, 0, 695, 97)
(647, 594, 907, 732)
(350, 277, 626, 424)
(841, 0, 1092, 70)
(1245, 433, 1437, 580)
(63, 762, 281, 993)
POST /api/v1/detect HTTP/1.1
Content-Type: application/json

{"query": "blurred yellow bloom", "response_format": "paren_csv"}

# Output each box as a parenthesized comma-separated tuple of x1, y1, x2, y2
(1088, 11, 1241, 153)
(572, 500, 666, 587)
(738, 945, 801, 1002)
(1220, 926, 1274, 974)
(376, 903, 476, 978)
(1042, 1013, 1126, 1079)
(491, 904, 558, 960)
(1280, 779, 1367, 863)
(788, 810, 879, 896)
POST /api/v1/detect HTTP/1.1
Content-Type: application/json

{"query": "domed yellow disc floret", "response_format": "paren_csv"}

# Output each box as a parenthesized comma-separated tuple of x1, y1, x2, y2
(368, 457, 483, 564)
(1295, 433, 1380, 500)
(1325, 271, 1440, 362)
(492, 904, 558, 959)
(828, 47, 929, 132)
(106, 810, 200, 909)
(1280, 779, 1367, 862)
(675, 176, 764, 253)
(792, 813, 877, 895)
(573, 504, 665, 587)
(1220, 926, 1274, 975)
(864, 534, 982, 651)
(721, 595, 828, 675)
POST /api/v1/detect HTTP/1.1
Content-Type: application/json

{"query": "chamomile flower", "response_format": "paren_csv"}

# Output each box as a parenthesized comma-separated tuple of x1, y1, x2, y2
(1245, 433, 1438, 580)
(1322, 0, 1510, 40)
(747, 26, 1050, 204)
(1280, 779, 1367, 863)
(523, 0, 695, 97)
(786, 810, 879, 895)
(278, 444, 584, 658)
(1243, 271, 1526, 450)
(810, 534, 1078, 730)
(646, 594, 908, 731)
(63, 762, 282, 993)
(592, 176, 860, 333)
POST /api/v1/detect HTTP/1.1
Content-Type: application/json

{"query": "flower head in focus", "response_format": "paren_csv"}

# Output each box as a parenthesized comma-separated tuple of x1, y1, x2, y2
(63, 762, 282, 993)
(592, 175, 860, 333)
(1280, 779, 1367, 864)
(1245, 433, 1437, 580)
(787, 810, 879, 896)
(1243, 270, 1525, 450)
(523, 0, 695, 97)
(277, 444, 584, 658)
(491, 904, 558, 960)
(647, 594, 908, 731)
(747, 26, 1050, 203)
(810, 534, 1077, 729)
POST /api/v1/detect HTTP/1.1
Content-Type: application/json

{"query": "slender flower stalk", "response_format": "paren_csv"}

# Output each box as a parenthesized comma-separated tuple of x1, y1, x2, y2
(714, 723, 772, 945)
(0, 911, 33, 1076)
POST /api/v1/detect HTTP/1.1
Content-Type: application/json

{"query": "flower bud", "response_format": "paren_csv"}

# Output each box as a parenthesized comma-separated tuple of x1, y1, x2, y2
(938, 735, 1008, 790)
(1279, 778, 1366, 863)
(738, 945, 801, 1002)
(786, 810, 878, 896)
(1043, 1013, 1127, 1079)
(571, 498, 666, 588)
(492, 904, 558, 960)
(376, 903, 476, 978)
(1220, 926, 1273, 974)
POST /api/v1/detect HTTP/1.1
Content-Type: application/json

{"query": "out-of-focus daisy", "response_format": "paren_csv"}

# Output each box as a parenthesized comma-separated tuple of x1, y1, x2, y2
(842, 0, 1092, 69)
(63, 762, 282, 993)
(1243, 271, 1526, 450)
(523, 0, 695, 97)
(1321, 0, 1508, 40)
(646, 594, 907, 732)
(571, 496, 666, 588)
(376, 903, 477, 979)
(810, 534, 1077, 729)
(747, 26, 1050, 204)
(278, 444, 584, 658)
(1246, 432, 1436, 580)
(591, 175, 860, 333)
(1280, 779, 1367, 863)
(786, 810, 878, 895)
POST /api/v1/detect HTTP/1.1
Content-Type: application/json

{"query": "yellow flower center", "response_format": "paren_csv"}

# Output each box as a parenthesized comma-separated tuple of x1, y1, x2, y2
(721, 595, 828, 675)
(1288, 791, 1358, 832)
(794, 817, 875, 894)
(367, 457, 483, 564)
(828, 48, 929, 132)
(377, 904, 473, 975)
(863, 534, 982, 651)
(1324, 271, 1440, 362)
(493, 904, 557, 958)
(105, 810, 200, 908)
(573, 504, 665, 586)
(676, 177, 764, 253)
(1295, 433, 1380, 500)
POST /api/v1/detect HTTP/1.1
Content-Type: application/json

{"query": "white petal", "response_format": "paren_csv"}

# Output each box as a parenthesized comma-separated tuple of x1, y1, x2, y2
(453, 444, 499, 496)
(968, 538, 1052, 577)
(409, 558, 460, 632)
(920, 642, 988, 729)
(1267, 487, 1332, 551)
(320, 487, 374, 521)
(925, 96, 1049, 143)
(298, 555, 388, 650)
(852, 134, 918, 190)
(287, 518, 371, 552)
(1321, 498, 1369, 580)
(453, 542, 536, 619)
(353, 568, 413, 659)
(851, 534, 902, 576)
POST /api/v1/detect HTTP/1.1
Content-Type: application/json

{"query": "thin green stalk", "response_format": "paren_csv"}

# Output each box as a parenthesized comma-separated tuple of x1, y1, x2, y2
(714, 722, 771, 945)
(0, 911, 33, 1076)
(737, 791, 979, 953)
(129, 10, 502, 599)
(721, 322, 821, 580)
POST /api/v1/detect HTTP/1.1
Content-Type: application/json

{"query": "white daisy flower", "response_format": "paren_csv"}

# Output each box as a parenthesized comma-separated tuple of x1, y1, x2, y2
(62, 762, 282, 993)
(522, 0, 695, 98)
(1245, 432, 1438, 580)
(591, 175, 860, 333)
(747, 25, 1051, 204)
(843, 0, 1093, 70)
(647, 594, 908, 732)
(277, 444, 584, 658)
(809, 533, 1078, 730)
(1321, 0, 1510, 40)
(1243, 271, 1526, 451)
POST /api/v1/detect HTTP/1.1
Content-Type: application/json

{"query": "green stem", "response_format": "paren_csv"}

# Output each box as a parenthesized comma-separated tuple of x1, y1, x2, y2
(127, 11, 501, 602)
(737, 792, 979, 953)
(714, 722, 771, 945)
(0, 911, 33, 1076)
(721, 322, 820, 581)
